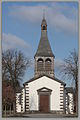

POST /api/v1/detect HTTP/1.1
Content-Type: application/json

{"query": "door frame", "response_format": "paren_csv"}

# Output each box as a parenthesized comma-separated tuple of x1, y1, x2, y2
(37, 87, 52, 112)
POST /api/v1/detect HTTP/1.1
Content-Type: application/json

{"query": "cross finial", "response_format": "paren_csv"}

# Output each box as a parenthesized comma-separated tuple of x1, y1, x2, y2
(43, 9, 45, 19)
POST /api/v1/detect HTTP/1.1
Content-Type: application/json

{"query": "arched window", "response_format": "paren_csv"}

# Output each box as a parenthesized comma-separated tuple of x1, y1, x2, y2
(37, 58, 43, 62)
(37, 58, 44, 71)
(45, 58, 51, 63)
(43, 26, 46, 30)
(45, 58, 52, 71)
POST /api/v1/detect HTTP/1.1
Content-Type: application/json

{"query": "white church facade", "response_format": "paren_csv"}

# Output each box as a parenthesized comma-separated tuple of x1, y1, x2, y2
(16, 16, 74, 114)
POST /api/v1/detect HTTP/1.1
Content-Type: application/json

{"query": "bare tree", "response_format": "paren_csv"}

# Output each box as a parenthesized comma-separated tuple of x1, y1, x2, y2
(2, 49, 31, 90)
(2, 49, 31, 115)
(60, 49, 78, 114)
(2, 80, 15, 116)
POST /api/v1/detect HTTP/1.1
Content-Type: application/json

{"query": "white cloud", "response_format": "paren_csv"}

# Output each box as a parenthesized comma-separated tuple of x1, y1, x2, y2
(9, 5, 47, 23)
(2, 33, 30, 51)
(50, 13, 77, 34)
(54, 58, 64, 70)
(8, 4, 78, 34)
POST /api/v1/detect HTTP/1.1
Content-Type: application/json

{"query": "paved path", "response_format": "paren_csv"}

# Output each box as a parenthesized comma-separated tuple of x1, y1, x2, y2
(7, 113, 77, 118)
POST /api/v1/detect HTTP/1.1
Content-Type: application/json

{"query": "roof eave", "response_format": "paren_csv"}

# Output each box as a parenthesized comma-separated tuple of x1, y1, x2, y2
(23, 75, 66, 86)
(34, 53, 55, 58)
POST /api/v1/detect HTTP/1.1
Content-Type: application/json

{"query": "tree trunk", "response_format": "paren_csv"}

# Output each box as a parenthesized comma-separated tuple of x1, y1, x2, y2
(5, 104, 6, 117)
(76, 80, 78, 116)
(13, 102, 16, 114)
(10, 104, 11, 115)
(74, 79, 78, 115)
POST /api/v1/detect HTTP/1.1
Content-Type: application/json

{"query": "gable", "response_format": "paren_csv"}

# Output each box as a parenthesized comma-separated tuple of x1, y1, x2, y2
(23, 75, 66, 86)
(37, 87, 52, 92)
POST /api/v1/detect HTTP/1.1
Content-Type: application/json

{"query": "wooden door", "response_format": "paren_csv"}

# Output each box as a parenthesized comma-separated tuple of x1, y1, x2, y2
(39, 95, 49, 112)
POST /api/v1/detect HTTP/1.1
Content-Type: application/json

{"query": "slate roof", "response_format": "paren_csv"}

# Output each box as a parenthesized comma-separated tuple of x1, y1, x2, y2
(16, 87, 23, 93)
(23, 74, 66, 86)
(41, 17, 47, 26)
(34, 18, 55, 57)
(65, 87, 75, 93)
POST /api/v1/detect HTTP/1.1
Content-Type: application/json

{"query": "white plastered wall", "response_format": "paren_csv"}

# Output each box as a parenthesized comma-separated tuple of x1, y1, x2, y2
(21, 88, 25, 112)
(16, 93, 21, 113)
(25, 76, 64, 111)
(68, 93, 74, 114)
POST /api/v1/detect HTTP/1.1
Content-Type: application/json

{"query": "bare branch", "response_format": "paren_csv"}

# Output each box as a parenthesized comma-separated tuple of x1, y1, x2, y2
(2, 49, 31, 90)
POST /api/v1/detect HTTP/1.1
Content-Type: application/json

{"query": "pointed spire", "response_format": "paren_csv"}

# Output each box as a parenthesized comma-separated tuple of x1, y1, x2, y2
(43, 9, 45, 20)
(35, 16, 55, 58)
(41, 10, 47, 27)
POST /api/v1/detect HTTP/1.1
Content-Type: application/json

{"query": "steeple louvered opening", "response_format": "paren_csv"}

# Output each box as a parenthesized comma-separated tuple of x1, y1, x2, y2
(45, 58, 52, 71)
(37, 58, 44, 71)
(41, 19, 47, 31)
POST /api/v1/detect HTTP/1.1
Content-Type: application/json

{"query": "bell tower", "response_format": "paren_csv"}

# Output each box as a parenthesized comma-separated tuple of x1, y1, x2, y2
(34, 15, 55, 78)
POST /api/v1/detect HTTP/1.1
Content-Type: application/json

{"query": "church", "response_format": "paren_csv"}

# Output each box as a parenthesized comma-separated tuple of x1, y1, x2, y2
(16, 16, 74, 114)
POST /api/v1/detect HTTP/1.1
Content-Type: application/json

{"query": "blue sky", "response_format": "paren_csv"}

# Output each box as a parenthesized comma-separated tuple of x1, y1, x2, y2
(2, 1, 78, 87)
